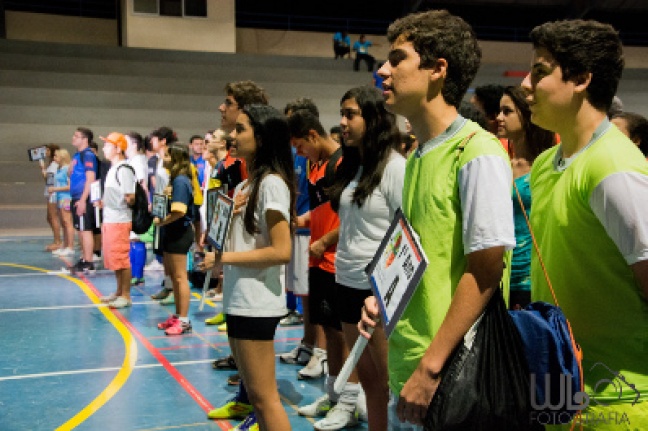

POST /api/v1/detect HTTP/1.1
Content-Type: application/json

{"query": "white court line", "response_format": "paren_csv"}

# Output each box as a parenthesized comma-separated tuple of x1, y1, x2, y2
(0, 272, 58, 278)
(0, 300, 182, 313)
(0, 359, 215, 381)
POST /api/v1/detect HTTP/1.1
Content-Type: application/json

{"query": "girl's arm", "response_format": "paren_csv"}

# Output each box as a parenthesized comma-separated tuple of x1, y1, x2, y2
(204, 209, 291, 269)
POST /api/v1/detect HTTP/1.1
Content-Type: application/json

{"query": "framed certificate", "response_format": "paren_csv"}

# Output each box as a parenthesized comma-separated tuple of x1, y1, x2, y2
(365, 208, 428, 338)
(205, 184, 227, 229)
(206, 192, 234, 251)
(89, 180, 102, 203)
(28, 146, 48, 162)
(151, 194, 168, 219)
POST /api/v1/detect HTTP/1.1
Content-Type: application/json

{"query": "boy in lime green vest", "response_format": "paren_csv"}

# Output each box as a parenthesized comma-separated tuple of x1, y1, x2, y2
(359, 10, 515, 429)
(522, 20, 648, 429)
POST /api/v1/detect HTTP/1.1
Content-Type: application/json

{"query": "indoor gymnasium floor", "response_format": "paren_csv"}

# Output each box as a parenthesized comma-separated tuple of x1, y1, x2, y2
(0, 236, 368, 431)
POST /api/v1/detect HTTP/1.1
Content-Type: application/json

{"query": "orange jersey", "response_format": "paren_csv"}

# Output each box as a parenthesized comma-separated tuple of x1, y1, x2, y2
(308, 157, 340, 273)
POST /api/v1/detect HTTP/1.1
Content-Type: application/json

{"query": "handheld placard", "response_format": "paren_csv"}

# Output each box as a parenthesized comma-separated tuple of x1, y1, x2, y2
(198, 268, 213, 312)
(206, 192, 234, 251)
(333, 208, 428, 394)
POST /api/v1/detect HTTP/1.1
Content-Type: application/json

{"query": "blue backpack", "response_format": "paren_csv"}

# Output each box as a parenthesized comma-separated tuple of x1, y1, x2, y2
(509, 182, 584, 425)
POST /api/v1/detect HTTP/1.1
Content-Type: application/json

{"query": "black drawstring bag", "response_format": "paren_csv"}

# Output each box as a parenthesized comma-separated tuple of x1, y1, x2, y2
(424, 289, 532, 431)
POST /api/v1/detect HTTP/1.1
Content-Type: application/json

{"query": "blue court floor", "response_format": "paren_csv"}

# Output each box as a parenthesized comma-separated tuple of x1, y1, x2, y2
(0, 236, 368, 431)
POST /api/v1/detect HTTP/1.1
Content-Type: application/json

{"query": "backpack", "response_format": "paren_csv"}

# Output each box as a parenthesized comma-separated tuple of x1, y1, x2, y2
(323, 147, 343, 188)
(116, 164, 154, 234)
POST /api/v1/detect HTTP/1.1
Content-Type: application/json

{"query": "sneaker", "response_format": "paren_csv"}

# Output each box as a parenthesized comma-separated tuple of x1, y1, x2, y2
(227, 373, 242, 385)
(205, 312, 226, 325)
(279, 310, 303, 326)
(298, 348, 327, 379)
(73, 259, 96, 274)
(165, 319, 191, 335)
(130, 277, 145, 286)
(313, 403, 358, 431)
(279, 343, 312, 365)
(100, 293, 118, 303)
(151, 288, 171, 300)
(144, 260, 164, 271)
(53, 247, 74, 256)
(92, 253, 102, 262)
(232, 412, 258, 431)
(217, 322, 227, 332)
(157, 314, 178, 330)
(108, 296, 132, 309)
(212, 354, 237, 370)
(298, 394, 332, 417)
(207, 398, 253, 420)
(45, 242, 62, 251)
(160, 292, 175, 305)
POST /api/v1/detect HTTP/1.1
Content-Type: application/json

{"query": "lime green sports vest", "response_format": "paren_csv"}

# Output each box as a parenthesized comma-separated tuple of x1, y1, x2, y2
(530, 124, 648, 405)
(389, 119, 511, 394)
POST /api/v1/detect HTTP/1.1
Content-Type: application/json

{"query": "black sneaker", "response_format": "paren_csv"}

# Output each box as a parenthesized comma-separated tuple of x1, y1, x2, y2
(73, 259, 96, 274)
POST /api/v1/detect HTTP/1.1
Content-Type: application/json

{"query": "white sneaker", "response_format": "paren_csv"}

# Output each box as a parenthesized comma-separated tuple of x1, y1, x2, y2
(298, 348, 327, 379)
(59, 247, 75, 256)
(279, 343, 312, 365)
(297, 394, 332, 417)
(144, 260, 164, 271)
(92, 253, 102, 262)
(313, 403, 358, 431)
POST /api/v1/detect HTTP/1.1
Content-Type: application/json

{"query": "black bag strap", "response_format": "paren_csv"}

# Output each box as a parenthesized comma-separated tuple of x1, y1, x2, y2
(115, 163, 137, 187)
(324, 146, 343, 187)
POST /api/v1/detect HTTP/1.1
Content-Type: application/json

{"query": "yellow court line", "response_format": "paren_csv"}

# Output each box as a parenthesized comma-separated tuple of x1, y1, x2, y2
(0, 263, 138, 430)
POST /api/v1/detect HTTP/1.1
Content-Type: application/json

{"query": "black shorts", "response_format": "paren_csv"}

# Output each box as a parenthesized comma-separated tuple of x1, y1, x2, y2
(71, 198, 98, 232)
(308, 267, 342, 331)
(226, 314, 281, 341)
(336, 283, 372, 325)
(162, 224, 194, 255)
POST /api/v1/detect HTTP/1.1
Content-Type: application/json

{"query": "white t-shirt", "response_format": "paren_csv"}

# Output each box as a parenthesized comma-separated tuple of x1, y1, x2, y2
(103, 161, 136, 224)
(335, 150, 406, 289)
(127, 153, 147, 182)
(223, 174, 291, 317)
(154, 156, 169, 194)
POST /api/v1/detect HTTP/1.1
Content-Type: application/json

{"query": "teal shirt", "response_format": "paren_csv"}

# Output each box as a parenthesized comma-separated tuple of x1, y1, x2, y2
(511, 173, 531, 292)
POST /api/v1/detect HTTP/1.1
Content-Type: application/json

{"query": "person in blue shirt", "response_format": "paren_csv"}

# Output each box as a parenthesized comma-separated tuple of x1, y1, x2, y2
(70, 127, 98, 274)
(334, 31, 351, 59)
(353, 34, 375, 72)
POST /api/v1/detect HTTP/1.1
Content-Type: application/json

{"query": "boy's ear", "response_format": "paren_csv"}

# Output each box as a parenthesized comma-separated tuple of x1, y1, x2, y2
(429, 58, 448, 81)
(573, 71, 592, 94)
(308, 129, 319, 142)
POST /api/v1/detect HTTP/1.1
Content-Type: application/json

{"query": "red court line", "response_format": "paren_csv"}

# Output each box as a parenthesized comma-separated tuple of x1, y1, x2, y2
(78, 274, 232, 431)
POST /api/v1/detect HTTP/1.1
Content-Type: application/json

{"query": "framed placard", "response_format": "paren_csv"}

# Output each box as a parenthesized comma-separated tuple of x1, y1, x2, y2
(151, 194, 168, 219)
(206, 192, 234, 251)
(89, 180, 102, 203)
(365, 207, 428, 338)
(28, 146, 48, 162)
(46, 173, 55, 187)
(205, 184, 227, 229)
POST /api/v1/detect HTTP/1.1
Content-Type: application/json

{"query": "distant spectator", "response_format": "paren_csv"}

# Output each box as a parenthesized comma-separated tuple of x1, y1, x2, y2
(40, 144, 61, 252)
(608, 95, 624, 118)
(353, 34, 375, 72)
(333, 31, 351, 59)
(459, 100, 489, 130)
(330, 126, 342, 144)
(611, 111, 648, 156)
(471, 84, 505, 134)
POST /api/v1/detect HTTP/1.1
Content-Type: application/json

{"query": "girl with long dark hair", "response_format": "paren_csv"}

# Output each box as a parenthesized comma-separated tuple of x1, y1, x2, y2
(326, 85, 405, 430)
(201, 104, 296, 431)
(497, 86, 555, 308)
